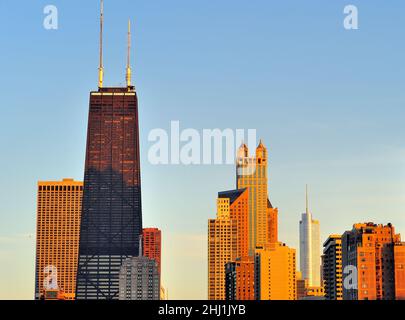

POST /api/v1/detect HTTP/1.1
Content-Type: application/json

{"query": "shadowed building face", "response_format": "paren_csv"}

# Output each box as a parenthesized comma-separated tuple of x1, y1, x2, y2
(76, 87, 143, 300)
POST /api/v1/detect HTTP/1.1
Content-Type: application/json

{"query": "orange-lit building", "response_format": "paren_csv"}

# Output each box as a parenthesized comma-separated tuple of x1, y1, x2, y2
(218, 189, 249, 258)
(237, 141, 278, 255)
(342, 223, 404, 300)
(225, 256, 255, 300)
(208, 192, 240, 300)
(255, 243, 297, 300)
(35, 179, 83, 300)
(142, 228, 162, 275)
(394, 243, 405, 300)
(267, 205, 278, 245)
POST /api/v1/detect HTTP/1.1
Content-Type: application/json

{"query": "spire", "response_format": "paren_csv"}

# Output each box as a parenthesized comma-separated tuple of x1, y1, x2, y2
(306, 184, 309, 215)
(98, 0, 104, 88)
(126, 19, 132, 87)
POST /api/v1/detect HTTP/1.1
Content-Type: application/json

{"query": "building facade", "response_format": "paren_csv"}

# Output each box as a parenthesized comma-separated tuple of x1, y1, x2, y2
(35, 179, 83, 300)
(322, 235, 343, 300)
(394, 243, 405, 299)
(225, 256, 255, 300)
(236, 141, 277, 255)
(118, 257, 160, 300)
(142, 228, 162, 275)
(255, 243, 297, 300)
(342, 223, 404, 300)
(218, 189, 249, 259)
(299, 187, 321, 287)
(208, 198, 238, 300)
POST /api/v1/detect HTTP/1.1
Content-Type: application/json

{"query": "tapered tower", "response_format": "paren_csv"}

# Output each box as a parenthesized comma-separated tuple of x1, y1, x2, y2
(76, 2, 142, 299)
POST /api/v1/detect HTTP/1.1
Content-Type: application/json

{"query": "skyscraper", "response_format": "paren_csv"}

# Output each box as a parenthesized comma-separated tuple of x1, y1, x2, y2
(322, 235, 343, 300)
(342, 222, 404, 300)
(118, 257, 160, 300)
(394, 243, 405, 300)
(299, 186, 321, 287)
(225, 257, 255, 300)
(76, 3, 143, 299)
(255, 243, 297, 300)
(35, 179, 83, 300)
(208, 196, 238, 300)
(142, 228, 162, 275)
(218, 189, 249, 258)
(236, 141, 278, 255)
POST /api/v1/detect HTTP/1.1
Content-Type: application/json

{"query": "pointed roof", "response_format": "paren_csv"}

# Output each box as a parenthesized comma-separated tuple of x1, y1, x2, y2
(267, 198, 273, 209)
(218, 188, 247, 205)
(257, 139, 265, 149)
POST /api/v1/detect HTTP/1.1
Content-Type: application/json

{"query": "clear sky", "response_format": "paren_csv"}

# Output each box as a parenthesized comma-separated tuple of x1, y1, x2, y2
(0, 0, 405, 300)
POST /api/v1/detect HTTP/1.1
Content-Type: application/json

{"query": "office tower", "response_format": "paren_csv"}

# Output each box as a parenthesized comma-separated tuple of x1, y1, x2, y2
(76, 3, 142, 299)
(118, 257, 160, 300)
(225, 257, 255, 300)
(323, 235, 343, 300)
(208, 197, 238, 300)
(236, 141, 277, 255)
(342, 223, 404, 300)
(255, 243, 297, 300)
(218, 189, 249, 258)
(267, 204, 278, 245)
(394, 243, 405, 299)
(142, 228, 162, 275)
(299, 186, 321, 287)
(35, 179, 83, 300)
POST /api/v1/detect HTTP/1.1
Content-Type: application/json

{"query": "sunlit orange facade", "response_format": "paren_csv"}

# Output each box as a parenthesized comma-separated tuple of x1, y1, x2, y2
(255, 243, 297, 300)
(218, 189, 249, 258)
(342, 223, 404, 300)
(35, 179, 83, 300)
(236, 141, 279, 255)
(394, 243, 405, 300)
(208, 192, 243, 300)
(267, 206, 278, 244)
(142, 228, 162, 275)
(226, 256, 255, 300)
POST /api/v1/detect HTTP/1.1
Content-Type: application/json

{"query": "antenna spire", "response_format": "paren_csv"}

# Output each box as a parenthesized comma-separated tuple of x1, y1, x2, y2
(126, 19, 132, 87)
(98, 0, 104, 88)
(306, 184, 309, 215)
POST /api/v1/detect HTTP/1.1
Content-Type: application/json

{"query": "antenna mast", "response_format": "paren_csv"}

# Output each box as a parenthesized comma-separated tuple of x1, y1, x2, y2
(98, 0, 104, 88)
(126, 19, 132, 87)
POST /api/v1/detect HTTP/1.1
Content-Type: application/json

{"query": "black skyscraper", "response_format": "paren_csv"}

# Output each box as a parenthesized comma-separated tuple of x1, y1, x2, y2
(76, 1, 142, 299)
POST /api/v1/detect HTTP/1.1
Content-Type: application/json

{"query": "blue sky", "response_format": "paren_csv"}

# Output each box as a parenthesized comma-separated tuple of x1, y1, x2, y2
(0, 0, 405, 299)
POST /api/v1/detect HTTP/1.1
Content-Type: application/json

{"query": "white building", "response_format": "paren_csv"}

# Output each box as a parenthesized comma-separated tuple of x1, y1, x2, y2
(299, 186, 321, 287)
(119, 256, 160, 300)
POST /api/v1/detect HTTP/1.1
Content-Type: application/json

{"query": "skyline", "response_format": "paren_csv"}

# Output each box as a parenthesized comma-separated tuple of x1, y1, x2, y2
(1, 0, 405, 300)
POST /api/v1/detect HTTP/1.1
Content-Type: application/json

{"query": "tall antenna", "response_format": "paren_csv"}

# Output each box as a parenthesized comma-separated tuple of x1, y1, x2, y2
(98, 0, 104, 88)
(126, 19, 132, 87)
(306, 184, 309, 215)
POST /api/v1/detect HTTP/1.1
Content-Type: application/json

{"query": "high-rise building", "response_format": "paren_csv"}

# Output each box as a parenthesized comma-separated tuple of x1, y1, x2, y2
(225, 256, 255, 300)
(394, 243, 405, 300)
(299, 186, 321, 287)
(35, 179, 83, 300)
(255, 243, 297, 300)
(236, 141, 277, 255)
(322, 235, 343, 300)
(76, 3, 143, 299)
(118, 257, 160, 300)
(142, 228, 162, 275)
(208, 195, 239, 300)
(218, 189, 249, 258)
(342, 223, 404, 300)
